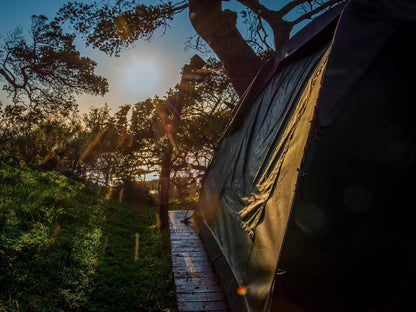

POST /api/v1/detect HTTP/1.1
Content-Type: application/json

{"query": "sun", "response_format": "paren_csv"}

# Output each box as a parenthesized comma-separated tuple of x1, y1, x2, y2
(125, 59, 160, 99)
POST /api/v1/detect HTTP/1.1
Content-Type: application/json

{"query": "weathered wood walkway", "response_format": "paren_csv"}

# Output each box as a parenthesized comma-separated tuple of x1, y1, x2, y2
(168, 210, 229, 312)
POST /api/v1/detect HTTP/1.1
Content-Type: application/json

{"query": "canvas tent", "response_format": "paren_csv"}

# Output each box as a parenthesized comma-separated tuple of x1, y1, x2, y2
(195, 1, 416, 311)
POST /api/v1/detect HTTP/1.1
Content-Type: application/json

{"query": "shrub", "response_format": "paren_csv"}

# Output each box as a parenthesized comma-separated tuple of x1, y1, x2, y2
(111, 179, 155, 206)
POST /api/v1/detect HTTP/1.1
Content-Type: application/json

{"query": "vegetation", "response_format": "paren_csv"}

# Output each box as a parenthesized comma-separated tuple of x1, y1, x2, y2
(0, 155, 176, 312)
(0, 0, 339, 310)
(0, 15, 108, 142)
(1, 52, 235, 229)
(58, 0, 344, 96)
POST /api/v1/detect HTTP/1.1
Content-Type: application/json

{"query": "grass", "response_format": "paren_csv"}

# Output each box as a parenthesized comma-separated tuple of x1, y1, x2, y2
(0, 155, 176, 312)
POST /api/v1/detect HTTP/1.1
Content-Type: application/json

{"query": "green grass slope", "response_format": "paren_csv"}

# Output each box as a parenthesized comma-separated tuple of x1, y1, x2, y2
(0, 156, 176, 312)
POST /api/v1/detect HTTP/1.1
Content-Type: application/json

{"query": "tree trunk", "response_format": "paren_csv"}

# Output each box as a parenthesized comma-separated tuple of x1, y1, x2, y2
(158, 144, 173, 231)
(157, 55, 207, 230)
(188, 0, 263, 97)
(271, 20, 292, 52)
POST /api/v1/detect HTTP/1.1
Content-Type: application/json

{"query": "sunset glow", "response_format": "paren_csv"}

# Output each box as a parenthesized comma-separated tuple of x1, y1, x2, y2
(125, 59, 160, 99)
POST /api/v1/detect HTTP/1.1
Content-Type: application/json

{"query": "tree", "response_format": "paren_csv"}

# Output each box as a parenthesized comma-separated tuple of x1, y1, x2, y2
(156, 57, 202, 230)
(169, 57, 237, 192)
(78, 103, 157, 190)
(153, 55, 236, 230)
(112, 55, 236, 230)
(58, 0, 343, 97)
(0, 15, 108, 117)
(0, 107, 85, 171)
(1, 53, 235, 228)
(78, 104, 115, 182)
(0, 13, 110, 177)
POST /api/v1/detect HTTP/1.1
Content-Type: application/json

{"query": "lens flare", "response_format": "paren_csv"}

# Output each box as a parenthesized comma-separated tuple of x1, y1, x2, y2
(114, 15, 130, 40)
(159, 112, 167, 120)
(80, 129, 107, 163)
(167, 133, 179, 155)
(164, 123, 173, 133)
(237, 285, 247, 296)
(166, 99, 181, 117)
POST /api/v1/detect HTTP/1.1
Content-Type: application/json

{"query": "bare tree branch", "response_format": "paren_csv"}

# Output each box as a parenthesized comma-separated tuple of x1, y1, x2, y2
(291, 0, 343, 24)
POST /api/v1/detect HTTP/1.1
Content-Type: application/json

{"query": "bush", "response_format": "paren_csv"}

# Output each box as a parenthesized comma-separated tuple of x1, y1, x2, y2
(111, 180, 156, 206)
(0, 156, 175, 312)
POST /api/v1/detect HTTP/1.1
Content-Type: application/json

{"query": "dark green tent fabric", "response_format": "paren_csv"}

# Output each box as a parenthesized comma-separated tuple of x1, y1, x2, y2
(195, 1, 416, 311)
(318, 0, 416, 127)
(273, 23, 416, 310)
(197, 42, 331, 312)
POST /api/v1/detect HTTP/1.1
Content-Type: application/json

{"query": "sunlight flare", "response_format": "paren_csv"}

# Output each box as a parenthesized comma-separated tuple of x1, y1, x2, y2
(237, 285, 248, 296)
(125, 59, 160, 98)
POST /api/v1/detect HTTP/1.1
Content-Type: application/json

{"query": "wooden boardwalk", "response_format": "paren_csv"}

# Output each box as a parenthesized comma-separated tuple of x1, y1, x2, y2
(168, 210, 229, 312)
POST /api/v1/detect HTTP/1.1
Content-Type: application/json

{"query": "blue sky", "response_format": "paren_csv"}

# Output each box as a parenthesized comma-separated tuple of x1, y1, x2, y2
(0, 0, 196, 114)
(0, 1, 298, 114)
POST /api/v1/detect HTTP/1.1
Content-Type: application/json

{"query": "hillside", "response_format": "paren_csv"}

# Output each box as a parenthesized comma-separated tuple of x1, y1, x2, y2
(0, 155, 176, 312)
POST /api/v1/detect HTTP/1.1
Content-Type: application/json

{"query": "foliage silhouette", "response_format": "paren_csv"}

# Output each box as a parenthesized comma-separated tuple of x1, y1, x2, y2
(58, 0, 344, 96)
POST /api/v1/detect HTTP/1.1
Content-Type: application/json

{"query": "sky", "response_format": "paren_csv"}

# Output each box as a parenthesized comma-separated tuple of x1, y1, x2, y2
(0, 0, 297, 115)
(0, 0, 197, 114)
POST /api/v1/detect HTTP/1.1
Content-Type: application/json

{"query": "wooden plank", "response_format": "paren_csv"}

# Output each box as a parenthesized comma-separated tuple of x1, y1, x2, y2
(170, 235, 200, 241)
(175, 283, 222, 293)
(168, 210, 229, 312)
(177, 292, 226, 302)
(172, 265, 214, 274)
(171, 253, 211, 260)
(172, 259, 214, 267)
(171, 241, 204, 248)
(172, 259, 212, 268)
(171, 245, 205, 252)
(172, 251, 208, 258)
(170, 231, 199, 237)
(172, 256, 211, 263)
(172, 262, 215, 272)
(177, 301, 228, 311)
(172, 270, 218, 280)
(170, 234, 200, 239)
(171, 239, 203, 245)
(174, 278, 221, 289)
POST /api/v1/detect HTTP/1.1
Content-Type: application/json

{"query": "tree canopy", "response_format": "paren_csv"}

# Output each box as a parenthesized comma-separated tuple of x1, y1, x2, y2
(58, 0, 344, 96)
(0, 15, 108, 116)
(0, 54, 235, 204)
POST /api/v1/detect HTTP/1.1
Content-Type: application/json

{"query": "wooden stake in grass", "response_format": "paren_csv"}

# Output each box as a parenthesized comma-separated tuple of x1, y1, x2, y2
(134, 233, 139, 261)
(155, 212, 161, 231)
